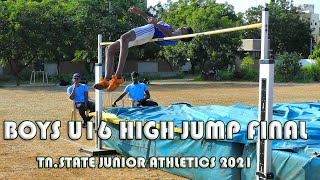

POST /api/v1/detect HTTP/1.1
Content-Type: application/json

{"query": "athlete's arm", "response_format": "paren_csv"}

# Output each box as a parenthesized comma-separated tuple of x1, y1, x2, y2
(128, 6, 150, 22)
(128, 6, 173, 37)
(147, 17, 173, 37)
(112, 92, 127, 107)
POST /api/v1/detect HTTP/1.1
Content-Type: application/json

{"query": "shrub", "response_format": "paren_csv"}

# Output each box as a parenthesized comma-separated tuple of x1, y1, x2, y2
(19, 68, 33, 81)
(175, 72, 185, 79)
(49, 73, 73, 84)
(240, 56, 255, 70)
(296, 66, 314, 82)
(310, 64, 320, 81)
(81, 73, 95, 82)
(239, 53, 258, 81)
(0, 74, 14, 82)
(243, 69, 259, 81)
(275, 52, 302, 82)
(220, 71, 233, 80)
(193, 75, 202, 81)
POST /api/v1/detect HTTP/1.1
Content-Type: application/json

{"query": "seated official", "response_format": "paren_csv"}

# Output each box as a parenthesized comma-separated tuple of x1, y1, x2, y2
(67, 73, 95, 128)
(112, 71, 158, 107)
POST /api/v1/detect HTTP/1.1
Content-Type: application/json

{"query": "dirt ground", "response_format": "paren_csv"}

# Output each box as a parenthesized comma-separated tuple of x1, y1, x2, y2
(0, 80, 319, 179)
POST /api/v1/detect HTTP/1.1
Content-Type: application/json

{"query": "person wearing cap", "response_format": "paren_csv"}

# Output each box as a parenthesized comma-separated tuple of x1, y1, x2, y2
(112, 71, 158, 107)
(67, 73, 95, 128)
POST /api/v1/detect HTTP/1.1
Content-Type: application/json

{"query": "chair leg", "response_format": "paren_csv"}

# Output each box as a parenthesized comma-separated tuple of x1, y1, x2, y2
(71, 109, 74, 120)
(85, 110, 90, 117)
(71, 109, 77, 120)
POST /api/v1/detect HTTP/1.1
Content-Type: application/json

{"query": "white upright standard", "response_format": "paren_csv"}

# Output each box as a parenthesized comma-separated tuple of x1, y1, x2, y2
(95, 34, 103, 150)
(79, 34, 117, 156)
(256, 10, 274, 180)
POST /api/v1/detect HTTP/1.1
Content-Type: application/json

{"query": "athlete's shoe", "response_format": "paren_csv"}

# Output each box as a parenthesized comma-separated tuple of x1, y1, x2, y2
(107, 75, 124, 92)
(93, 77, 110, 90)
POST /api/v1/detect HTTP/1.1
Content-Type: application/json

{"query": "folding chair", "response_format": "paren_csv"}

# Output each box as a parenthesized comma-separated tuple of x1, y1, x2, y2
(71, 103, 77, 120)
(103, 92, 124, 109)
(71, 102, 90, 120)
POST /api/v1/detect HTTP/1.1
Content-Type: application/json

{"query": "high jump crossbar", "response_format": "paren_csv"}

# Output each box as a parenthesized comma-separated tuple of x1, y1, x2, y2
(100, 23, 262, 46)
(93, 10, 273, 180)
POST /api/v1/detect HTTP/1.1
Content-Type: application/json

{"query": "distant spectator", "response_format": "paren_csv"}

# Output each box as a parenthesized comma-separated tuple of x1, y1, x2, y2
(112, 71, 158, 107)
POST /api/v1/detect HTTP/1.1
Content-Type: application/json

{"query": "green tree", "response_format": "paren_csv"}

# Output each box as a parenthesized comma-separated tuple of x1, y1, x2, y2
(243, 0, 312, 57)
(38, 0, 76, 74)
(239, 52, 258, 81)
(0, 0, 76, 84)
(71, 0, 152, 72)
(158, 0, 242, 73)
(275, 52, 302, 82)
(240, 53, 255, 70)
(309, 49, 320, 61)
(0, 0, 150, 85)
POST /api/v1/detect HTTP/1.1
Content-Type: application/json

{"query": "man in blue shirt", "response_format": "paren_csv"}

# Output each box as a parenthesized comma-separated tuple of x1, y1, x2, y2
(94, 5, 193, 92)
(112, 71, 158, 107)
(67, 73, 95, 128)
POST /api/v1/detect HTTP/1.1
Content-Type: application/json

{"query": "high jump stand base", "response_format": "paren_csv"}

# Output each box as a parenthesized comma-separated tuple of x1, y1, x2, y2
(79, 147, 119, 156)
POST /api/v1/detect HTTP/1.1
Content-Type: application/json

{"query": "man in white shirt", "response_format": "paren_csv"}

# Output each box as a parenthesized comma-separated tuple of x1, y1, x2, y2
(112, 71, 158, 107)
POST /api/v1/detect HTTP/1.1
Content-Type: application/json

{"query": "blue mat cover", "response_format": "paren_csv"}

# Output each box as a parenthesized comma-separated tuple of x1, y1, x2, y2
(103, 102, 320, 179)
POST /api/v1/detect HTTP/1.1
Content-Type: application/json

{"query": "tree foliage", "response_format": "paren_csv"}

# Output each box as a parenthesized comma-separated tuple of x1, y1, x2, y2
(0, 0, 315, 85)
(240, 53, 254, 70)
(243, 0, 312, 58)
(275, 52, 302, 82)
(0, 0, 146, 84)
(309, 49, 320, 61)
(70, 0, 147, 71)
(0, 0, 75, 84)
(157, 0, 242, 72)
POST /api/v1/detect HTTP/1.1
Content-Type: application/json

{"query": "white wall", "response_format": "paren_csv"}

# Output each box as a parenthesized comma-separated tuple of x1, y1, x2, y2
(181, 62, 191, 72)
(300, 4, 320, 43)
(138, 62, 158, 73)
(44, 63, 58, 75)
(311, 14, 319, 33)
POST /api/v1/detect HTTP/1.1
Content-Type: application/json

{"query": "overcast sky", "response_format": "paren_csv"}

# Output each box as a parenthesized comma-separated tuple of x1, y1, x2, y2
(147, 0, 320, 14)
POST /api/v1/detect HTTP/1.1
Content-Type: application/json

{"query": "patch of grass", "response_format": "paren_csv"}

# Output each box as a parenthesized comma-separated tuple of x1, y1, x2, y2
(193, 75, 202, 81)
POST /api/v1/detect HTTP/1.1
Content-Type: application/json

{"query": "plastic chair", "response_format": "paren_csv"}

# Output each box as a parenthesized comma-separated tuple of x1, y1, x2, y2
(71, 103, 78, 120)
(71, 102, 90, 120)
(103, 92, 124, 109)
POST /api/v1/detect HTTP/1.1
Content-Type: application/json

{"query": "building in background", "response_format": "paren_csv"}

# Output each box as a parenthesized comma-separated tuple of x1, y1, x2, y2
(299, 4, 320, 45)
(236, 39, 272, 70)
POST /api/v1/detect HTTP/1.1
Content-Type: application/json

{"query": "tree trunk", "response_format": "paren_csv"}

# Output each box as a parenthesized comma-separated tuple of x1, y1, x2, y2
(200, 59, 207, 71)
(84, 62, 90, 73)
(14, 73, 20, 86)
(57, 61, 60, 75)
(191, 62, 195, 74)
(91, 62, 94, 73)
(8, 60, 20, 86)
(165, 58, 174, 71)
